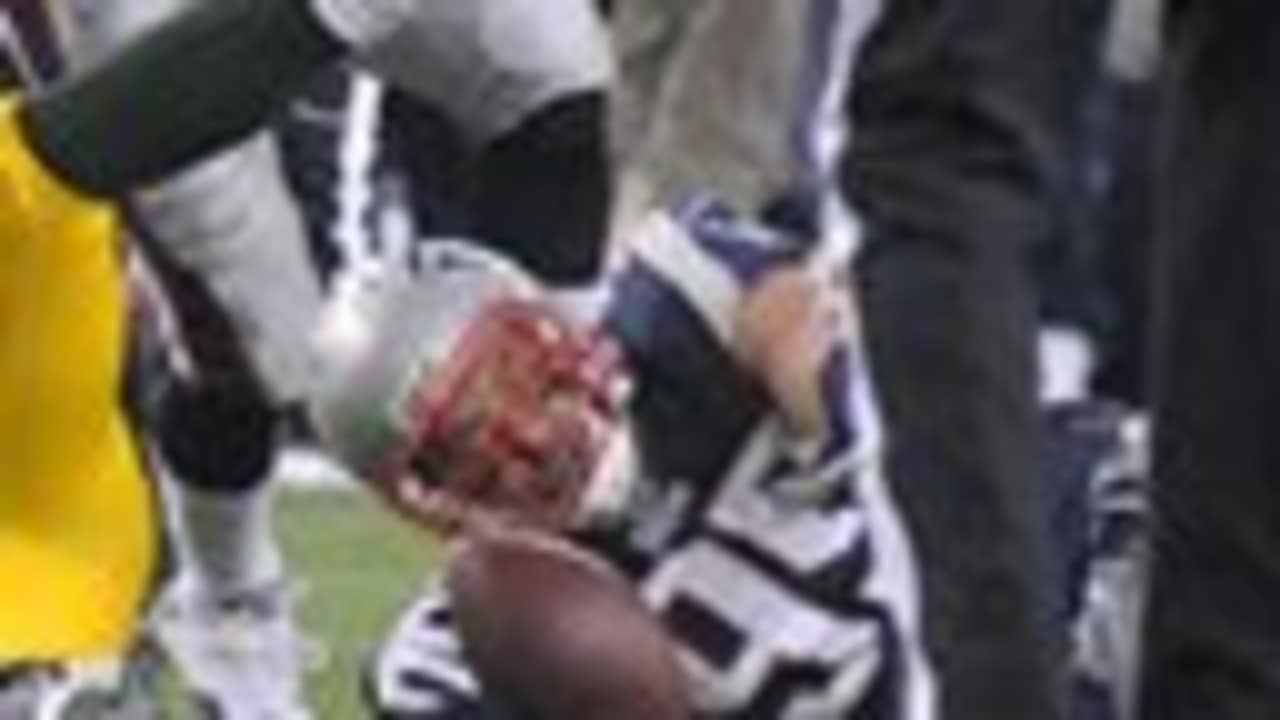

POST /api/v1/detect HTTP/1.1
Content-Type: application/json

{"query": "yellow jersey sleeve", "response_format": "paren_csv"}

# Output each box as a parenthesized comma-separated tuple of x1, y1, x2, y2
(0, 96, 157, 662)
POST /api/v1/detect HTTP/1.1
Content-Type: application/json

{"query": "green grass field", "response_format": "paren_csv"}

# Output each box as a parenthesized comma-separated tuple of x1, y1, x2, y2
(279, 488, 438, 718)
(161, 487, 438, 719)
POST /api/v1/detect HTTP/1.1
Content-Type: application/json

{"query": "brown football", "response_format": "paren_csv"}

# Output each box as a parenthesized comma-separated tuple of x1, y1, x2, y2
(445, 530, 692, 720)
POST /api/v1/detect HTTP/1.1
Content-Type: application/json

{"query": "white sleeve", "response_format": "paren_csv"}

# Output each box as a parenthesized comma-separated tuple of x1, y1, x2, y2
(627, 195, 811, 347)
(310, 0, 413, 50)
(362, 0, 614, 142)
(627, 208, 744, 348)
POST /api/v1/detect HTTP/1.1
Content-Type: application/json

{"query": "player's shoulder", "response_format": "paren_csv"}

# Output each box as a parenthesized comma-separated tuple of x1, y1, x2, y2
(633, 193, 809, 286)
(621, 192, 811, 346)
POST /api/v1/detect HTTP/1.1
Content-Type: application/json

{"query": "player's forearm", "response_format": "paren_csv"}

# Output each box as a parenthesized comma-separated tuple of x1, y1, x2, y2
(15, 0, 403, 196)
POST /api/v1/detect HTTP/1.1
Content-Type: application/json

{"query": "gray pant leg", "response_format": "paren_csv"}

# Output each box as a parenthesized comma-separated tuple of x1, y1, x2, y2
(610, 0, 873, 215)
(363, 0, 613, 145)
(56, 0, 322, 403)
(611, 0, 804, 212)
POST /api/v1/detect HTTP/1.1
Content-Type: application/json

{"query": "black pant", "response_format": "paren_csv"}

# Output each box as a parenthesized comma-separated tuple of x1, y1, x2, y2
(1140, 5, 1280, 719)
(842, 1, 1068, 718)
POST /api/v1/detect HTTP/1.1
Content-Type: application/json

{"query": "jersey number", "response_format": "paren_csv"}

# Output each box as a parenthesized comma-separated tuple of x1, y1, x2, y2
(635, 424, 888, 717)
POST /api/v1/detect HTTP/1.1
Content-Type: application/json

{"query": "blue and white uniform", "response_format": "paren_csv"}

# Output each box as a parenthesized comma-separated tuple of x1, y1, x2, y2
(369, 197, 935, 720)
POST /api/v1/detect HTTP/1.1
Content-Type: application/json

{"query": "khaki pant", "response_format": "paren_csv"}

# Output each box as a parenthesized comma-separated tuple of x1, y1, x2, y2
(610, 0, 813, 216)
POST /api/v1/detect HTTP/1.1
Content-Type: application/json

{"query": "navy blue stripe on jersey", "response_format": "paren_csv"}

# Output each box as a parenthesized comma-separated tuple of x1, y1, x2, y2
(369, 673, 506, 720)
(399, 669, 469, 698)
(665, 593, 748, 671)
(779, 0, 882, 254)
(629, 194, 821, 350)
(852, 616, 905, 720)
(752, 344, 869, 515)
(788, 0, 880, 187)
(751, 661, 844, 719)
(807, 343, 867, 486)
(744, 622, 901, 720)
(669, 193, 809, 288)
(789, 0, 849, 183)
(706, 527, 874, 623)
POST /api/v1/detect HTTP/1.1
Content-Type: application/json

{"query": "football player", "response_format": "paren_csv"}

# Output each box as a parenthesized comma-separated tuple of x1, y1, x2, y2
(38, 0, 613, 715)
(310, 199, 937, 719)
(0, 0, 410, 708)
